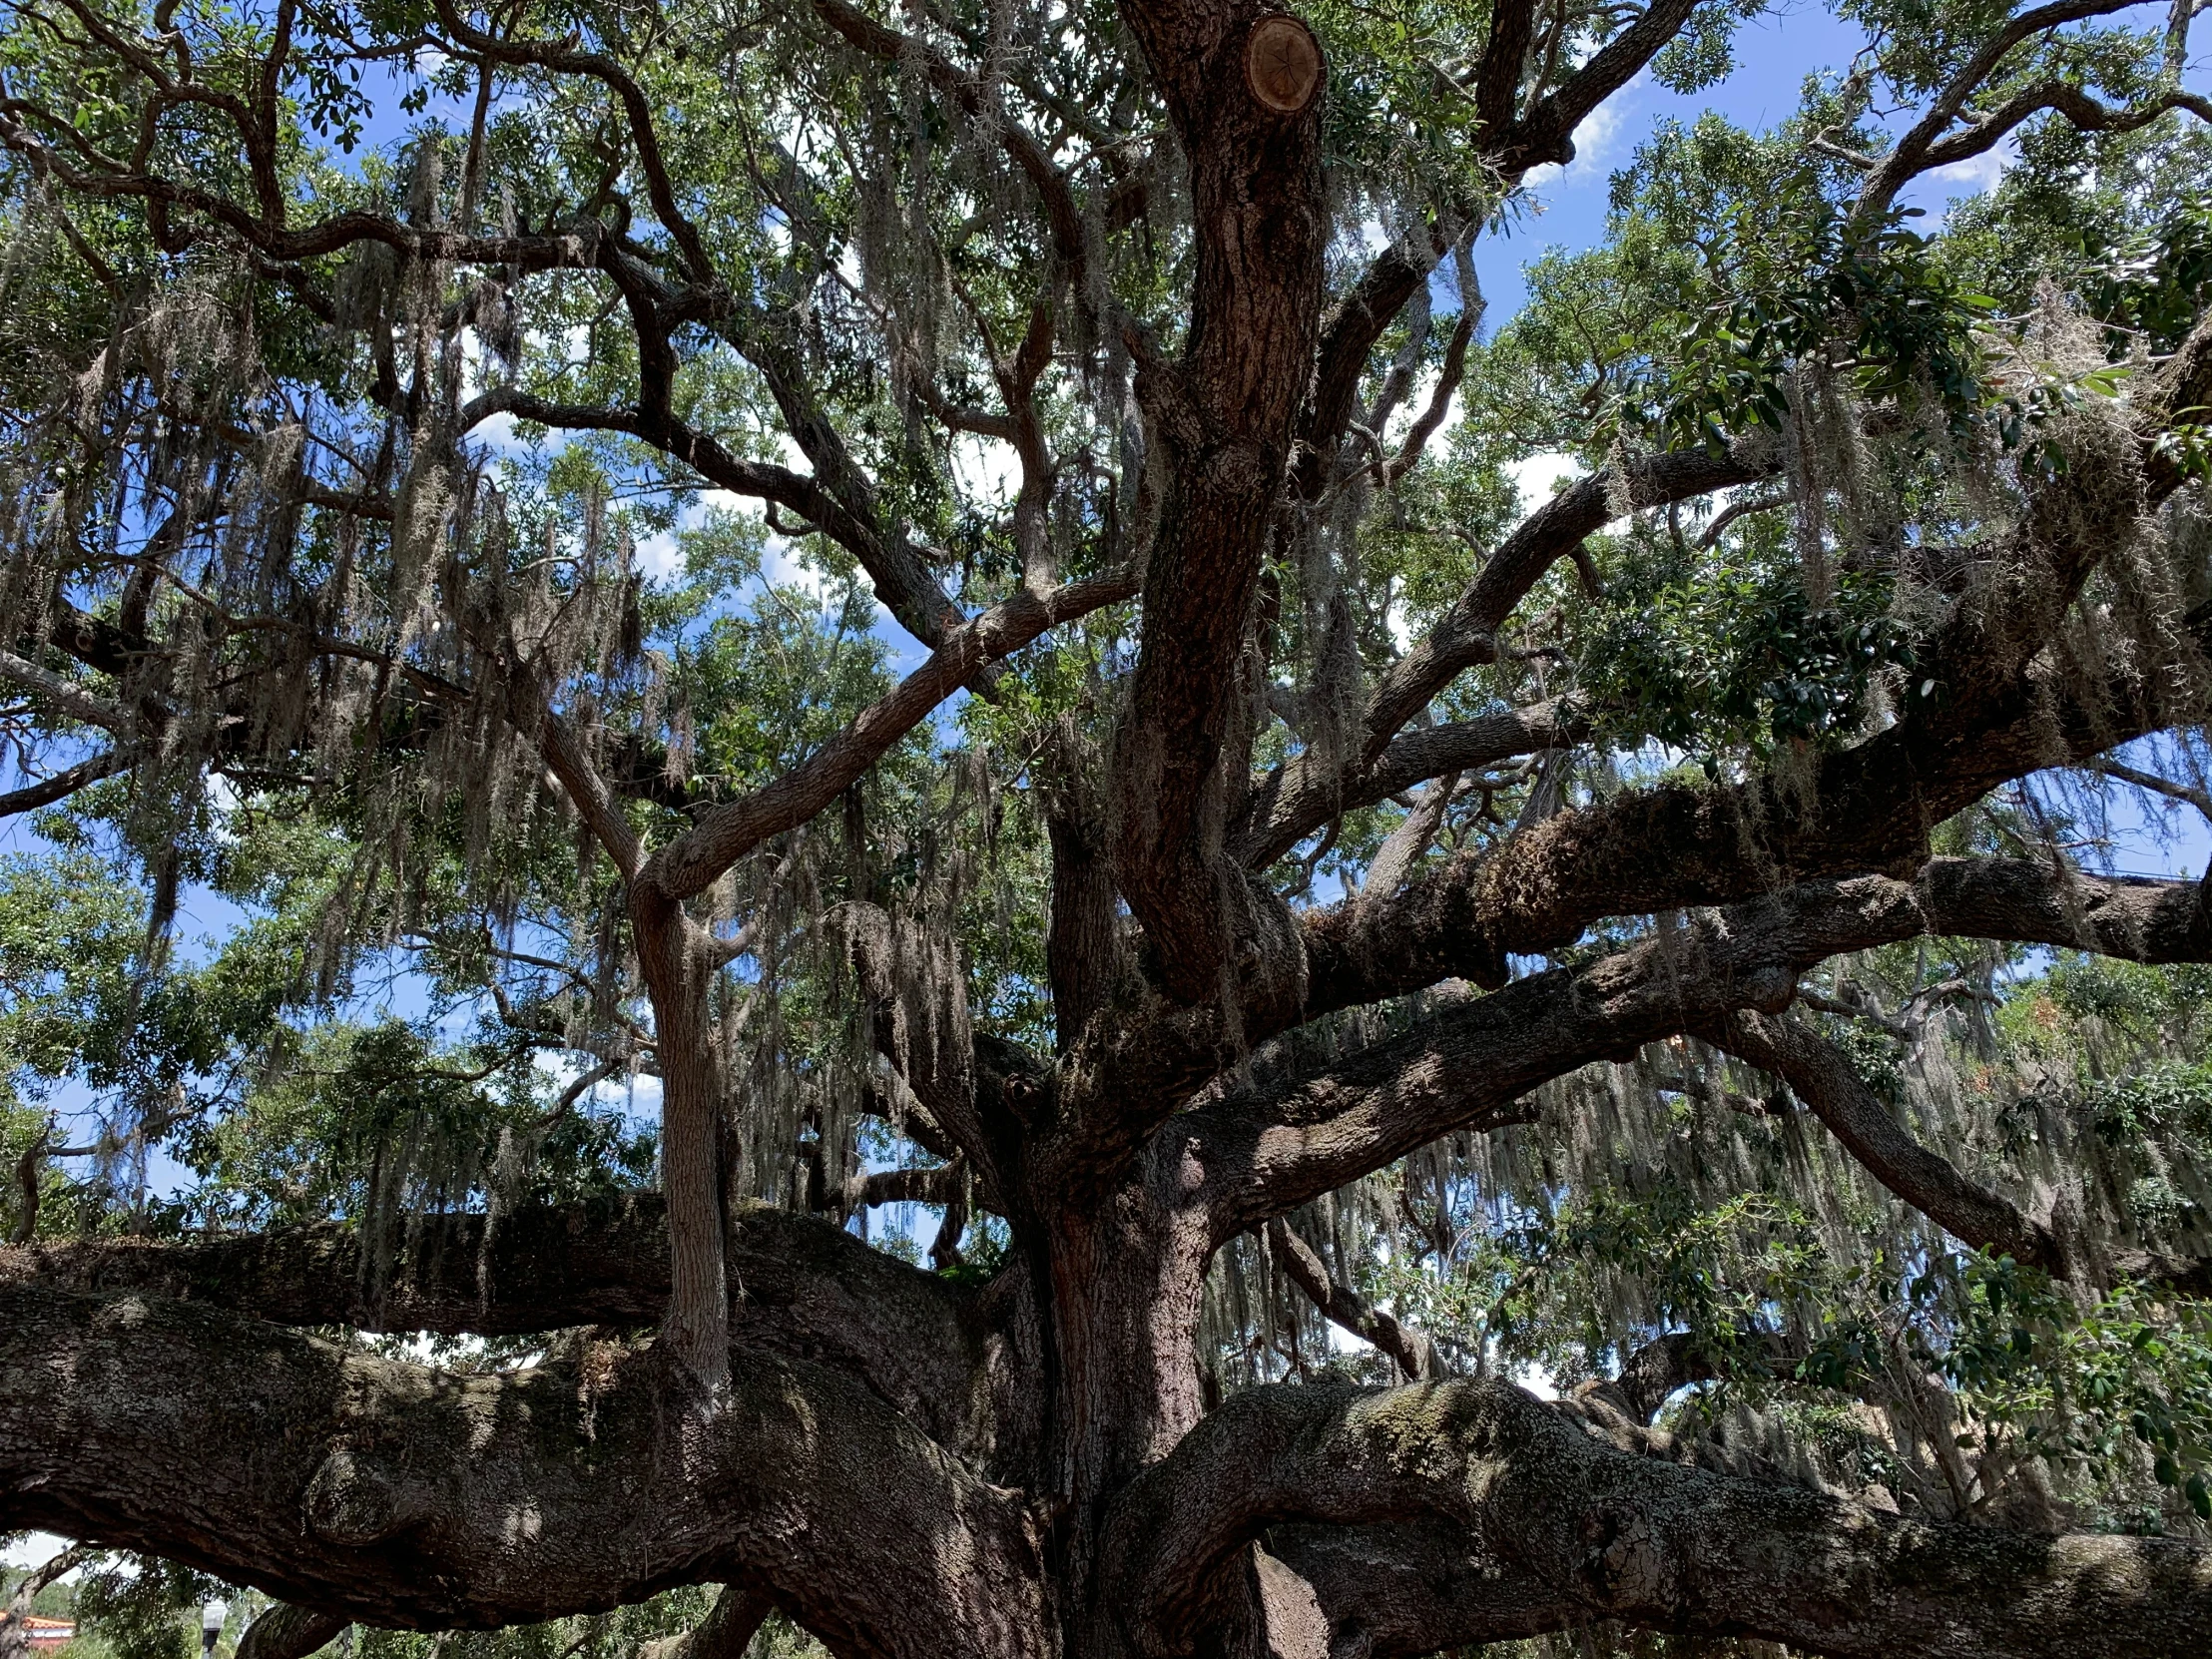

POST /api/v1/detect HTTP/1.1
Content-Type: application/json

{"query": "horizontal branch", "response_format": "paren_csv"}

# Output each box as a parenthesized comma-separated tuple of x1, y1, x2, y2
(0, 748, 128, 816)
(1304, 543, 2194, 1017)
(0, 1196, 991, 1452)
(0, 1285, 1044, 1651)
(0, 105, 612, 268)
(1234, 698, 1584, 869)
(1108, 1378, 2212, 1659)
(842, 1163, 965, 1214)
(1197, 856, 2212, 1229)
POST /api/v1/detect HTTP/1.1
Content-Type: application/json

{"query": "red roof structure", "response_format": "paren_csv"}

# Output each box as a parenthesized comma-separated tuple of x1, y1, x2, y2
(17, 1616, 75, 1650)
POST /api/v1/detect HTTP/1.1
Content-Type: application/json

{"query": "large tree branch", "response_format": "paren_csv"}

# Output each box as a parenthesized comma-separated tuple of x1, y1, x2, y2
(0, 1542, 93, 1659)
(1265, 1217, 1438, 1382)
(233, 1605, 348, 1659)
(0, 1197, 993, 1454)
(1106, 1379, 2212, 1659)
(1501, 0, 1706, 171)
(1474, 0, 1539, 133)
(1195, 856, 2212, 1230)
(1852, 0, 2171, 223)
(0, 652, 130, 732)
(1293, 230, 1448, 499)
(1701, 1009, 2069, 1272)
(0, 1286, 1047, 1654)
(1303, 433, 2177, 1019)
(1353, 443, 1773, 767)
(0, 748, 128, 817)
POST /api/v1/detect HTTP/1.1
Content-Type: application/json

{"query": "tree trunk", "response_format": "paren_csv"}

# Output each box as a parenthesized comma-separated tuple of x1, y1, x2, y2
(1036, 1168, 1216, 1652)
(631, 886, 731, 1393)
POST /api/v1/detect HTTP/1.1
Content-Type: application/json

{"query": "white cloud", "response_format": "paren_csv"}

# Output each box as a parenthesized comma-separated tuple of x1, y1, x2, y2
(760, 538, 844, 606)
(1524, 75, 1640, 189)
(1512, 1362, 1560, 1399)
(1505, 449, 1586, 512)
(634, 530, 684, 580)
(1930, 139, 2012, 197)
(949, 432, 1020, 503)
(1503, 449, 1634, 537)
(470, 408, 523, 452)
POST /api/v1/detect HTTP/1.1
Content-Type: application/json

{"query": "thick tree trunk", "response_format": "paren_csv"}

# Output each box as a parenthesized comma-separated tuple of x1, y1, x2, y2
(1029, 1155, 1217, 1652)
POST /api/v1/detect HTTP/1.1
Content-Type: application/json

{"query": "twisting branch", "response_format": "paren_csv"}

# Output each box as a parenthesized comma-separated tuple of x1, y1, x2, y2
(1852, 0, 2189, 223)
(1104, 1378, 2212, 1659)
(1696, 486, 1792, 549)
(428, 0, 717, 279)
(1699, 1009, 2070, 1274)
(233, 1605, 347, 1659)
(1504, 0, 1706, 169)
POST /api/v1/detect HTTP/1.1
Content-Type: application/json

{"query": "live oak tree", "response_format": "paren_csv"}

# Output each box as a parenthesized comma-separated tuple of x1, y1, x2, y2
(9, 0, 2212, 1653)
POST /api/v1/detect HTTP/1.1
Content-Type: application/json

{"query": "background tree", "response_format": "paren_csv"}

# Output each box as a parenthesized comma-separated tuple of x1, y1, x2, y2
(5, 0, 2212, 1653)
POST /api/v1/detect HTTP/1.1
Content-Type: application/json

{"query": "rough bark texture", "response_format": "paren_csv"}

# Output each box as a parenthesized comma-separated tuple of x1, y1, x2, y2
(235, 1605, 349, 1659)
(1244, 1385, 2212, 1659)
(8, 1, 2212, 1656)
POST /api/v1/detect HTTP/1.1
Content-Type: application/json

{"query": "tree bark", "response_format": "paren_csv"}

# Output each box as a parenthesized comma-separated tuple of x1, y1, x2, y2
(630, 889, 732, 1392)
(1111, 0, 1328, 1002)
(1107, 1378, 2212, 1659)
